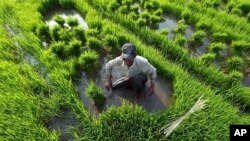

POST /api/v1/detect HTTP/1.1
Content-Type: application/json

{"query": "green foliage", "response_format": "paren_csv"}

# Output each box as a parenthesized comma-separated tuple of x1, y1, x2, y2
(53, 15, 65, 27)
(181, 10, 192, 23)
(98, 102, 158, 140)
(130, 4, 140, 13)
(159, 28, 169, 35)
(50, 25, 61, 41)
(231, 7, 243, 16)
(67, 38, 82, 57)
(72, 26, 86, 44)
(118, 5, 129, 14)
(35, 23, 51, 41)
(225, 56, 244, 71)
(196, 20, 211, 30)
(86, 37, 102, 51)
(58, 28, 73, 42)
(190, 30, 206, 46)
(237, 2, 250, 15)
(50, 41, 67, 59)
(228, 70, 244, 82)
(85, 28, 99, 37)
(198, 53, 216, 64)
(212, 32, 229, 43)
(174, 34, 186, 47)
(208, 42, 226, 54)
(66, 17, 79, 27)
(85, 81, 106, 107)
(59, 0, 75, 8)
(174, 20, 187, 34)
(136, 18, 147, 27)
(153, 9, 163, 17)
(231, 40, 249, 54)
(248, 12, 250, 21)
(103, 34, 119, 55)
(78, 50, 99, 73)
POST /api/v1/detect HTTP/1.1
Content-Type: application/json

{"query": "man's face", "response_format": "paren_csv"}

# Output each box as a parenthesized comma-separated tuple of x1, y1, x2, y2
(122, 57, 134, 66)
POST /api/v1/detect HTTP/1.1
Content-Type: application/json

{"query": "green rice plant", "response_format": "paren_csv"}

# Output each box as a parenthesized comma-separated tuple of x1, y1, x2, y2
(198, 53, 216, 65)
(50, 41, 67, 59)
(103, 34, 119, 55)
(228, 70, 244, 83)
(149, 15, 161, 29)
(86, 17, 102, 31)
(35, 23, 51, 42)
(208, 42, 226, 54)
(86, 37, 102, 51)
(231, 7, 243, 16)
(78, 50, 99, 73)
(140, 11, 150, 20)
(174, 34, 186, 47)
(50, 25, 61, 41)
(128, 12, 138, 20)
(117, 34, 129, 46)
(107, 0, 119, 11)
(174, 20, 187, 34)
(226, 1, 236, 12)
(190, 30, 206, 46)
(181, 9, 192, 24)
(248, 12, 250, 21)
(212, 32, 230, 43)
(159, 28, 169, 36)
(53, 15, 65, 27)
(153, 9, 163, 17)
(85, 28, 99, 37)
(246, 57, 250, 68)
(136, 17, 147, 27)
(225, 56, 244, 71)
(67, 38, 82, 57)
(58, 28, 73, 42)
(59, 0, 75, 8)
(231, 40, 249, 55)
(118, 5, 129, 14)
(237, 2, 250, 15)
(196, 20, 211, 30)
(85, 80, 106, 107)
(72, 26, 86, 44)
(66, 17, 79, 27)
(144, 1, 159, 11)
(130, 4, 140, 13)
(121, 0, 132, 6)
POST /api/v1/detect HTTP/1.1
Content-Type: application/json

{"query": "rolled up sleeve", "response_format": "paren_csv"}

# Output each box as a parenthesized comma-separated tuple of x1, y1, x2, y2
(142, 61, 157, 83)
(105, 57, 123, 76)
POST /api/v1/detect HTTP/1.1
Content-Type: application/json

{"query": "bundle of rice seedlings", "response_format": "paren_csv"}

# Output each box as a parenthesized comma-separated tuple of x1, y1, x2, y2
(160, 96, 208, 137)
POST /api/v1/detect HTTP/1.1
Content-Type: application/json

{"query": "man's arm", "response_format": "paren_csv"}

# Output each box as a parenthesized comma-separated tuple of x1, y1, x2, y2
(104, 57, 123, 90)
(143, 61, 157, 95)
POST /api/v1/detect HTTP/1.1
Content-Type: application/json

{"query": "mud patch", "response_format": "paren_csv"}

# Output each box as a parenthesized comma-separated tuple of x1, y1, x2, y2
(158, 16, 177, 40)
(46, 109, 76, 141)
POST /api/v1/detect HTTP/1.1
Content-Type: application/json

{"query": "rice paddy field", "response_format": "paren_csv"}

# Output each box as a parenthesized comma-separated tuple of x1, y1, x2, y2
(1, 0, 250, 140)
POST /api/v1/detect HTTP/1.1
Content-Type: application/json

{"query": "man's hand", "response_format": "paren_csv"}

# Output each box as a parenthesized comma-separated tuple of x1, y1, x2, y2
(148, 83, 154, 96)
(105, 81, 112, 91)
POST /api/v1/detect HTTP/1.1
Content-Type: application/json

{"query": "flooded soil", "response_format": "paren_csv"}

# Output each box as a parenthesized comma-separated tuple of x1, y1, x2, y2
(243, 74, 250, 87)
(158, 16, 177, 40)
(46, 109, 76, 141)
(44, 8, 88, 29)
(76, 57, 174, 118)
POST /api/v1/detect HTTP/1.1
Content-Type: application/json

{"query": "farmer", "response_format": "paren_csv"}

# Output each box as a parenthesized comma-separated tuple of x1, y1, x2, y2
(104, 43, 157, 97)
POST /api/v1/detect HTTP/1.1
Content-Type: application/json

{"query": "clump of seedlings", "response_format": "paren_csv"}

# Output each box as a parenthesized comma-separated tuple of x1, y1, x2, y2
(228, 70, 244, 83)
(212, 32, 230, 43)
(103, 34, 120, 55)
(195, 20, 211, 31)
(66, 17, 79, 27)
(198, 53, 216, 65)
(189, 30, 206, 46)
(225, 56, 244, 71)
(174, 20, 187, 34)
(181, 10, 192, 24)
(86, 37, 102, 51)
(78, 50, 99, 73)
(174, 34, 186, 47)
(159, 28, 169, 36)
(72, 26, 86, 43)
(208, 42, 226, 55)
(67, 38, 82, 57)
(53, 15, 65, 27)
(35, 23, 51, 42)
(50, 25, 61, 41)
(50, 41, 67, 59)
(231, 40, 249, 56)
(85, 80, 106, 107)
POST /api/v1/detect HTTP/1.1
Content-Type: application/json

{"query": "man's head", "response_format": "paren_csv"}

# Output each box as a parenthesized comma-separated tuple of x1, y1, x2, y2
(121, 43, 137, 66)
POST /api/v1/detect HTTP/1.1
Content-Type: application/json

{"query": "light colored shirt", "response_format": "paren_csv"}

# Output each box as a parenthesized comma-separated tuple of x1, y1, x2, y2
(105, 55, 157, 83)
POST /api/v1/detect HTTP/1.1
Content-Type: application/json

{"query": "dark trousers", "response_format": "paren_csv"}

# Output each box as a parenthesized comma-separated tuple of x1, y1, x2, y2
(112, 73, 148, 94)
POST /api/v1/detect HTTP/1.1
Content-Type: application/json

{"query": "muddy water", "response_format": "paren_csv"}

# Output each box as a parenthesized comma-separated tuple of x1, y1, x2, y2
(158, 16, 177, 40)
(193, 37, 210, 57)
(243, 74, 250, 87)
(44, 8, 88, 29)
(46, 109, 76, 141)
(77, 57, 173, 117)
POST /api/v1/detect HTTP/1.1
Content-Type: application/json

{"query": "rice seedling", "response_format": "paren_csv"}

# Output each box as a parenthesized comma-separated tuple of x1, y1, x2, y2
(208, 42, 226, 54)
(231, 7, 243, 16)
(85, 28, 99, 37)
(78, 50, 99, 73)
(128, 12, 138, 20)
(231, 40, 249, 55)
(237, 2, 250, 15)
(159, 28, 169, 36)
(228, 70, 244, 83)
(195, 20, 211, 30)
(248, 12, 250, 21)
(58, 28, 73, 42)
(118, 5, 129, 14)
(225, 56, 244, 71)
(136, 17, 147, 27)
(50, 41, 67, 59)
(67, 38, 82, 57)
(181, 9, 192, 24)
(35, 22, 51, 42)
(85, 80, 106, 107)
(153, 9, 163, 17)
(174, 20, 187, 34)
(53, 15, 65, 27)
(226, 1, 236, 12)
(198, 53, 216, 65)
(59, 0, 76, 8)
(66, 17, 79, 27)
(72, 26, 86, 43)
(50, 25, 61, 41)
(174, 34, 186, 47)
(212, 32, 230, 43)
(190, 30, 206, 46)
(86, 37, 102, 51)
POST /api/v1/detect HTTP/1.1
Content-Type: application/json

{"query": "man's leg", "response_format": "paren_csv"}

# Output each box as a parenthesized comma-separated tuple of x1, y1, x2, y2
(130, 73, 148, 95)
(112, 77, 131, 90)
